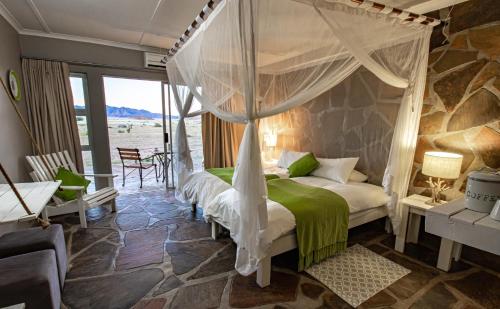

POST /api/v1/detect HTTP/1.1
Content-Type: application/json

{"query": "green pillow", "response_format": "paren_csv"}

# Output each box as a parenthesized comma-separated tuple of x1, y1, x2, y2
(288, 153, 320, 177)
(54, 167, 91, 201)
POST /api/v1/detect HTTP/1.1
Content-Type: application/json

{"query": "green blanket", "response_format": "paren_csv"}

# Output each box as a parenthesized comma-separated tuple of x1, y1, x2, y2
(206, 167, 279, 185)
(207, 167, 348, 270)
(267, 178, 349, 270)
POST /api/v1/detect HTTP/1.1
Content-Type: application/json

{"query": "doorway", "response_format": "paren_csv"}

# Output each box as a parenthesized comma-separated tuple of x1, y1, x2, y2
(103, 77, 173, 190)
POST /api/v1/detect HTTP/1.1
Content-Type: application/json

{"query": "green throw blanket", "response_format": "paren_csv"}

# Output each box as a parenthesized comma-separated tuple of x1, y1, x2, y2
(207, 167, 349, 270)
(206, 167, 279, 185)
(267, 179, 349, 271)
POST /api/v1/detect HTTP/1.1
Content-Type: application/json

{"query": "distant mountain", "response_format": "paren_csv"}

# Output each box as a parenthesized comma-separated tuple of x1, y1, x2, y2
(75, 105, 178, 120)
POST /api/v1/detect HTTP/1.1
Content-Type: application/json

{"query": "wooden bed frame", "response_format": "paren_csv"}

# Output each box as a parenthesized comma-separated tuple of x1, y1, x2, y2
(205, 205, 391, 287)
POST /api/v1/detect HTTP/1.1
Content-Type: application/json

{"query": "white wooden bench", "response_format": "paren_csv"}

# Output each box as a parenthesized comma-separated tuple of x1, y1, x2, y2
(26, 151, 118, 228)
(425, 197, 500, 271)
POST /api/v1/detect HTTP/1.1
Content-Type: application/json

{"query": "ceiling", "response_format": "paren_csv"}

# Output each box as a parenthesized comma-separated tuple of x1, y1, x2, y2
(0, 0, 468, 53)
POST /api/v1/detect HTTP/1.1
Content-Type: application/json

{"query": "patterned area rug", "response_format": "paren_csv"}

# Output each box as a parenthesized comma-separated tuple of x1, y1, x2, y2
(306, 244, 410, 307)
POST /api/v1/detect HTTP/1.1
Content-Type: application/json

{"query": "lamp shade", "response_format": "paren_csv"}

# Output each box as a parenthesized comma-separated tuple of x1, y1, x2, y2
(422, 151, 463, 179)
(263, 132, 277, 147)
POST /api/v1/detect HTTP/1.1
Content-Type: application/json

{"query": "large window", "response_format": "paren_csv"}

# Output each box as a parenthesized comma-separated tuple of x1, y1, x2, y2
(69, 73, 93, 174)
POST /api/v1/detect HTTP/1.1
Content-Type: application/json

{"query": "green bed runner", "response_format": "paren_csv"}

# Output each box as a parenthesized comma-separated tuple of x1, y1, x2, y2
(207, 167, 349, 270)
(206, 167, 279, 185)
(267, 178, 349, 271)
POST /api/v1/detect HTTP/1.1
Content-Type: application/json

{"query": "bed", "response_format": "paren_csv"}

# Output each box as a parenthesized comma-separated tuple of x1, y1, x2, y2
(203, 174, 391, 287)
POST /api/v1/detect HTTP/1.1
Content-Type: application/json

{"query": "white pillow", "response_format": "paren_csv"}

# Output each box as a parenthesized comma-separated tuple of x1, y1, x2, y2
(277, 150, 308, 168)
(311, 157, 359, 184)
(349, 170, 368, 182)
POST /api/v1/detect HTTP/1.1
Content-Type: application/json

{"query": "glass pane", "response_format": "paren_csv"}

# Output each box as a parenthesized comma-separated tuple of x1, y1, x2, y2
(76, 115, 89, 146)
(82, 151, 96, 192)
(70, 76, 86, 111)
(70, 76, 89, 147)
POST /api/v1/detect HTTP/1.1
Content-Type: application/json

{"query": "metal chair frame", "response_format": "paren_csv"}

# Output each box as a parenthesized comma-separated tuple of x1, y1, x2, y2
(117, 148, 158, 188)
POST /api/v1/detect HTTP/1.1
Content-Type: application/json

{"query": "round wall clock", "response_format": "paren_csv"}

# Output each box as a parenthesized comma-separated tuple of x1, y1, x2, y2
(8, 70, 22, 101)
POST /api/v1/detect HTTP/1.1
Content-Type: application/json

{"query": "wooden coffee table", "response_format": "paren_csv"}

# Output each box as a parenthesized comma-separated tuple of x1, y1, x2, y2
(0, 181, 61, 235)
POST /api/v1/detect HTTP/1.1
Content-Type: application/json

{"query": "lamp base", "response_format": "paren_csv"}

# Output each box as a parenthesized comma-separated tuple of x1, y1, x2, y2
(425, 199, 446, 206)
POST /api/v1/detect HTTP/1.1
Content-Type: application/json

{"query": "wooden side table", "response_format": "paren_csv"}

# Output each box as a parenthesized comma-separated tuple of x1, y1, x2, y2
(426, 197, 500, 271)
(395, 194, 441, 253)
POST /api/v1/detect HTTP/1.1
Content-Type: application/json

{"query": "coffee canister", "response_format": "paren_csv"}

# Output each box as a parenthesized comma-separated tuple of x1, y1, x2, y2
(465, 170, 500, 213)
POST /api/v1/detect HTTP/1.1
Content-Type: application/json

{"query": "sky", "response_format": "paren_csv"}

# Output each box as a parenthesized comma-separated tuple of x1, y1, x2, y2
(70, 76, 201, 116)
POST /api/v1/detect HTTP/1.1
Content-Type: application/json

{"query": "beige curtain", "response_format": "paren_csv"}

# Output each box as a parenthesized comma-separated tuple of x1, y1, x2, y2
(22, 59, 84, 172)
(202, 112, 245, 168)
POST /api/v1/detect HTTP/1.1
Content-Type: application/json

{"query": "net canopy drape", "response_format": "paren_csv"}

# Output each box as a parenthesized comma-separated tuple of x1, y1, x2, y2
(166, 0, 434, 275)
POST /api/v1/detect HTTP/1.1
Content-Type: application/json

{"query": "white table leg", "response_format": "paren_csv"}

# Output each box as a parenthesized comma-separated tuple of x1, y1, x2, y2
(452, 243, 462, 261)
(407, 213, 421, 244)
(437, 237, 456, 271)
(395, 204, 410, 252)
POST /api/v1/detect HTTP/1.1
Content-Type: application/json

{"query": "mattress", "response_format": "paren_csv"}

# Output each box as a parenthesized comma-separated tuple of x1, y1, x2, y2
(204, 175, 390, 244)
(178, 167, 289, 208)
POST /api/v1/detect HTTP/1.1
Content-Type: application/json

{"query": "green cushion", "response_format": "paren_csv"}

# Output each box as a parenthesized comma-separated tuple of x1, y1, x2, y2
(288, 152, 320, 177)
(54, 167, 91, 201)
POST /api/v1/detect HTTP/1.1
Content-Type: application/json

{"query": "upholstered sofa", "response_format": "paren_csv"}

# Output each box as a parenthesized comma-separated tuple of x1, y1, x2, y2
(0, 224, 67, 309)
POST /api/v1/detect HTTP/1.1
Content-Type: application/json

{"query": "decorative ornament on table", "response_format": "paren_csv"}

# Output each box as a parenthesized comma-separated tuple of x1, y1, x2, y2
(8, 70, 22, 101)
(422, 151, 463, 206)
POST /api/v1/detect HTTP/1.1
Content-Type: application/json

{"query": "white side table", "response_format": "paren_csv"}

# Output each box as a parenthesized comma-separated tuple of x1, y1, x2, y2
(426, 197, 500, 271)
(395, 194, 441, 253)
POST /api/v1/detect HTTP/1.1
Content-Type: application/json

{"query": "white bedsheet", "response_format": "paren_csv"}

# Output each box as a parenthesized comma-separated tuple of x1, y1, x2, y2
(204, 176, 390, 245)
(179, 167, 289, 208)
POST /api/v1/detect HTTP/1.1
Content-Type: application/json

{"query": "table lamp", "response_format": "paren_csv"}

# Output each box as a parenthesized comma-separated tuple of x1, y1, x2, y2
(422, 151, 463, 205)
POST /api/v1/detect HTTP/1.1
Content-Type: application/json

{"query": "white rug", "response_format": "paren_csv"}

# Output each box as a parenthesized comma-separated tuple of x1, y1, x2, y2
(305, 244, 410, 307)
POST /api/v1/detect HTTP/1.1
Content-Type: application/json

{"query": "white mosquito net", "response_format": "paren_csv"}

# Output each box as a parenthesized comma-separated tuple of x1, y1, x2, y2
(166, 0, 435, 275)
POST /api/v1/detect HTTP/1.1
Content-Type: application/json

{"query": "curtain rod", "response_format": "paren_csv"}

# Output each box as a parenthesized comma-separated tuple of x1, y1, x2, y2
(163, 0, 441, 62)
(21, 56, 168, 75)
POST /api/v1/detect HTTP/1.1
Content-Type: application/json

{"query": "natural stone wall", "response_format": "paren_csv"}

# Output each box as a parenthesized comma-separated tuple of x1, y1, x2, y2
(261, 68, 403, 185)
(410, 18, 500, 199)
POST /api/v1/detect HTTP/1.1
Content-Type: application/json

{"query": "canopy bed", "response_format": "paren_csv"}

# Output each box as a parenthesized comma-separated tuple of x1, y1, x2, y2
(165, 0, 439, 287)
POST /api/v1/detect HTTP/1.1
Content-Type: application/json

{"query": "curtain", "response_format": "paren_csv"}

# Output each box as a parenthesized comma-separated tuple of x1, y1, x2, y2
(170, 85, 194, 200)
(22, 59, 83, 173)
(202, 112, 244, 168)
(167, 0, 435, 275)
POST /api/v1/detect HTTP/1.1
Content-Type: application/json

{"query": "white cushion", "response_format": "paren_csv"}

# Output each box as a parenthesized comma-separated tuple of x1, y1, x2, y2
(349, 170, 368, 182)
(311, 157, 359, 184)
(277, 150, 308, 168)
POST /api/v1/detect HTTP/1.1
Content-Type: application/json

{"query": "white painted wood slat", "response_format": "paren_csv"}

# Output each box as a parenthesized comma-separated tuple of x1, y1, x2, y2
(0, 181, 61, 223)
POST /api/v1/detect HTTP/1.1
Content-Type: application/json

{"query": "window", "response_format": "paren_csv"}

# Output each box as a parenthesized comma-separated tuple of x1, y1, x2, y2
(69, 73, 94, 174)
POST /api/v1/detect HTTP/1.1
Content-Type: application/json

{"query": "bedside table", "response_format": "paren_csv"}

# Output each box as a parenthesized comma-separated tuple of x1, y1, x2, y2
(395, 194, 442, 253)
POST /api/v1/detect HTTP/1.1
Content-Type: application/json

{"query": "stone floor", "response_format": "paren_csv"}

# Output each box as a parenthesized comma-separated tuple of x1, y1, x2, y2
(55, 188, 500, 309)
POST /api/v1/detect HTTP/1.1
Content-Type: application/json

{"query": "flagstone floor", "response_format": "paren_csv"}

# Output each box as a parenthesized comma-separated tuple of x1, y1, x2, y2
(56, 188, 500, 309)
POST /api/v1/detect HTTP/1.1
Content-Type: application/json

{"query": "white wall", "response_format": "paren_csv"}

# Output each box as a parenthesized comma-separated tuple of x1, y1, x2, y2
(0, 15, 32, 182)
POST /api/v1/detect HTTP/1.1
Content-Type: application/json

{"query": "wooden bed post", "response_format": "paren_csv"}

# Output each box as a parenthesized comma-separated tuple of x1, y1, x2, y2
(211, 221, 219, 240)
(385, 217, 393, 234)
(257, 255, 271, 288)
(191, 203, 196, 213)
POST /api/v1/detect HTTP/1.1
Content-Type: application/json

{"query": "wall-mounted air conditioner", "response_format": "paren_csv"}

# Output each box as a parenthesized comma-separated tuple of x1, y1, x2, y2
(144, 52, 166, 70)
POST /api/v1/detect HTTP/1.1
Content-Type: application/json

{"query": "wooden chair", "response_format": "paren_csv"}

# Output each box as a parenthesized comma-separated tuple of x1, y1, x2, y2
(117, 148, 158, 188)
(26, 150, 118, 228)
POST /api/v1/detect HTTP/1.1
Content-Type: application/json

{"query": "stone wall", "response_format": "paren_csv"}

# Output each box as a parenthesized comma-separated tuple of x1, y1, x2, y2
(410, 11, 500, 199)
(261, 68, 403, 185)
